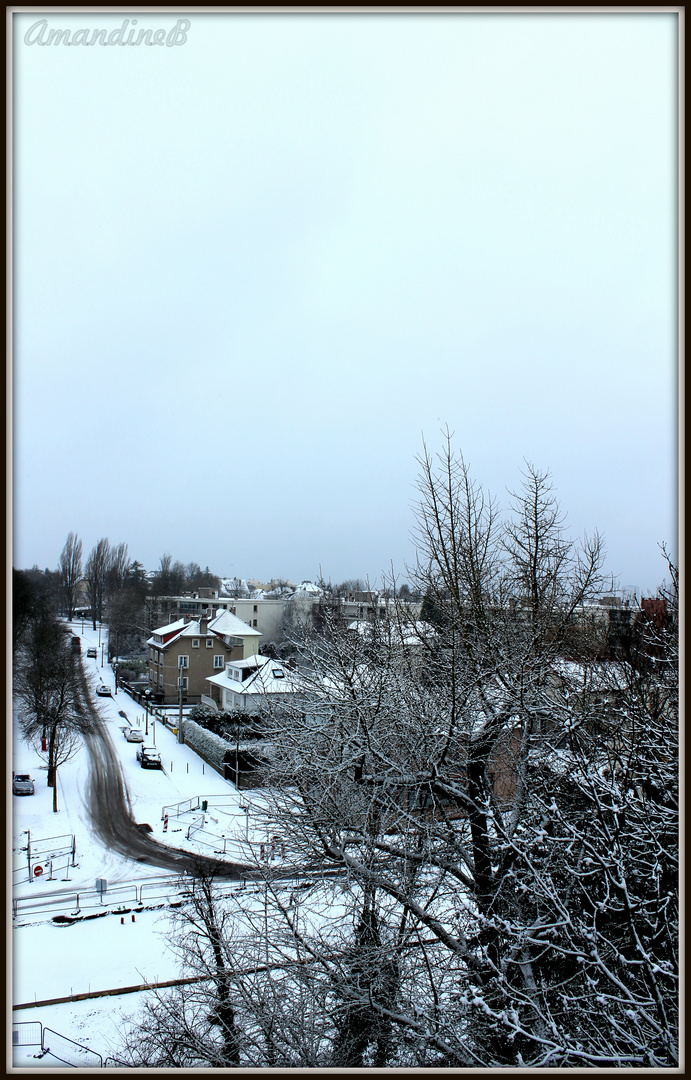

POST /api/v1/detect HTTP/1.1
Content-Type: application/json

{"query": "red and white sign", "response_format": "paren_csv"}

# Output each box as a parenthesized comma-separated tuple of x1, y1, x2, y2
(33, 865, 43, 877)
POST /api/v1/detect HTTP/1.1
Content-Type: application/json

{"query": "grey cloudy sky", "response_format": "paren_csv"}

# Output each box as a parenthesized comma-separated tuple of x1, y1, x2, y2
(12, 11, 678, 593)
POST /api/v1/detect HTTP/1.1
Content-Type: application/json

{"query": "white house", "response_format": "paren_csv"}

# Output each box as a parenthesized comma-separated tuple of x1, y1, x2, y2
(206, 655, 300, 714)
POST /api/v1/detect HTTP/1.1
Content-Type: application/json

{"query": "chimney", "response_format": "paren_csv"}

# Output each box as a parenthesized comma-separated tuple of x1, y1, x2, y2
(200, 615, 208, 635)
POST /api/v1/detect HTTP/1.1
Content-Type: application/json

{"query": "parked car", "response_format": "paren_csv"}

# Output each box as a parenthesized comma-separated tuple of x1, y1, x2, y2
(87, 647, 97, 658)
(13, 774, 35, 796)
(136, 746, 162, 769)
(71, 636, 81, 653)
(125, 727, 144, 743)
(96, 684, 112, 697)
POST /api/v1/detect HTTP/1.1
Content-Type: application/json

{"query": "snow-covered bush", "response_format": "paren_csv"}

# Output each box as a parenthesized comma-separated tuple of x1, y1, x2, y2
(181, 718, 230, 769)
(188, 703, 217, 724)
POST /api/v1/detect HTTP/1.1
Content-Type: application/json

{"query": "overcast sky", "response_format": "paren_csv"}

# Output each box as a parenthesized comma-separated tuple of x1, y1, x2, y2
(12, 11, 678, 593)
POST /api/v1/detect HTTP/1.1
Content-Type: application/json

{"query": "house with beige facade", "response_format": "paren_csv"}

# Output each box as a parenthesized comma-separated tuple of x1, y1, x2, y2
(147, 609, 261, 705)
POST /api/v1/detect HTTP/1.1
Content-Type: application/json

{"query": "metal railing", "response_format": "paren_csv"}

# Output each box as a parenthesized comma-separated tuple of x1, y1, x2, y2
(185, 812, 206, 841)
(13, 876, 186, 921)
(18, 852, 75, 884)
(161, 792, 238, 820)
(12, 1022, 102, 1068)
(12, 1021, 42, 1046)
(161, 795, 200, 819)
(42, 1027, 103, 1068)
(29, 832, 75, 858)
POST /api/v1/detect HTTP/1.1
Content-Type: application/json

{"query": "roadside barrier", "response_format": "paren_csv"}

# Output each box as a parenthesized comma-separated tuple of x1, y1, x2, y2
(12, 1021, 102, 1068)
(160, 792, 237, 820)
(13, 875, 186, 921)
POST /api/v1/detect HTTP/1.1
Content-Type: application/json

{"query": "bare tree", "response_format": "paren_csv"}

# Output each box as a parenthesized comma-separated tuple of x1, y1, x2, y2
(58, 532, 82, 620)
(84, 538, 111, 629)
(151, 552, 173, 596)
(114, 865, 246, 1068)
(14, 612, 79, 812)
(106, 541, 130, 599)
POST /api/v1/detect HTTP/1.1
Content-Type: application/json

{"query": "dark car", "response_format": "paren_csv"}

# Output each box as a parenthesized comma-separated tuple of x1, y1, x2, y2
(13, 774, 35, 795)
(87, 647, 97, 658)
(136, 746, 162, 769)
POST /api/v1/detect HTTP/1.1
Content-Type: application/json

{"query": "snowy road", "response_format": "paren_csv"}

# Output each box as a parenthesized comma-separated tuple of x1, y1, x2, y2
(73, 662, 255, 879)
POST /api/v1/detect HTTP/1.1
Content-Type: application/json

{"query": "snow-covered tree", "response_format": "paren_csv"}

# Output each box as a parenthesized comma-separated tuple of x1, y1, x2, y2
(115, 439, 678, 1067)
(249, 437, 678, 1067)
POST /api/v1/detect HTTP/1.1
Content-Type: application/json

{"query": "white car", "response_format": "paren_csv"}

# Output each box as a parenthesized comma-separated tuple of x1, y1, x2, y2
(125, 728, 144, 743)
(96, 684, 112, 697)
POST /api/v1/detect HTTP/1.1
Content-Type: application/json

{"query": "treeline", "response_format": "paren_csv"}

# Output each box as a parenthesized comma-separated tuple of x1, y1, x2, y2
(14, 539, 224, 660)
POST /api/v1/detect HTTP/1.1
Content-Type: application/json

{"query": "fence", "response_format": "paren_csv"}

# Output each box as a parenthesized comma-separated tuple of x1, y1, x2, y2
(12, 1021, 42, 1046)
(12, 1021, 102, 1068)
(42, 1027, 103, 1068)
(12, 876, 187, 921)
(185, 812, 206, 841)
(30, 833, 75, 859)
(161, 792, 238, 820)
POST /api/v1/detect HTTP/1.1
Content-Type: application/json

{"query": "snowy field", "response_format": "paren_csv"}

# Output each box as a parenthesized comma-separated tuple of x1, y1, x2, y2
(11, 621, 284, 1069)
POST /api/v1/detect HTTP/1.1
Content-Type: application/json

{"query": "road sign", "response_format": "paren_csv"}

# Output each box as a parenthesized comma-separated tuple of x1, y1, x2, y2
(33, 865, 43, 877)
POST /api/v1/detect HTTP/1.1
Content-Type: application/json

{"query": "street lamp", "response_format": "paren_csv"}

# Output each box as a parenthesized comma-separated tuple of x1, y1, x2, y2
(239, 804, 249, 841)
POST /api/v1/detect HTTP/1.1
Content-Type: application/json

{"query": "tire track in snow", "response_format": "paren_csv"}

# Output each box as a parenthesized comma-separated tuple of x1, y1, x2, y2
(72, 663, 254, 879)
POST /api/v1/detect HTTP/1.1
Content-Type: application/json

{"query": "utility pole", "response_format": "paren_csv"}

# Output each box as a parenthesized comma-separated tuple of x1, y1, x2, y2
(178, 660, 185, 744)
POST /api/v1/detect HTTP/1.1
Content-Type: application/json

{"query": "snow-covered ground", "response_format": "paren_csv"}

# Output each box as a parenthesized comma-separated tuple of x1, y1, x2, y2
(11, 621, 278, 1068)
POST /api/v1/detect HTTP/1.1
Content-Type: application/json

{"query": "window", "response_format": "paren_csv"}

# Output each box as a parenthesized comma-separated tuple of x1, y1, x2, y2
(253, 605, 258, 613)
(178, 655, 189, 668)
(192, 639, 200, 648)
(253, 619, 258, 627)
(206, 638, 213, 648)
(213, 655, 225, 669)
(178, 676, 188, 690)
(273, 669, 285, 679)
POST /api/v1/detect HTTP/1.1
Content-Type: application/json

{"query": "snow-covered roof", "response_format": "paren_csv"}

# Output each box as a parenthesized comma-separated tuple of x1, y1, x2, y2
(147, 618, 188, 646)
(209, 609, 262, 638)
(292, 581, 323, 598)
(228, 655, 265, 671)
(207, 656, 300, 697)
(346, 619, 436, 648)
(152, 618, 186, 636)
(148, 610, 261, 648)
(548, 659, 630, 691)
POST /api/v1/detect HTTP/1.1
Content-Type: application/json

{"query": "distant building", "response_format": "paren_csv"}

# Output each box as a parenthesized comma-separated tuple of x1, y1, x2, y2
(153, 594, 287, 645)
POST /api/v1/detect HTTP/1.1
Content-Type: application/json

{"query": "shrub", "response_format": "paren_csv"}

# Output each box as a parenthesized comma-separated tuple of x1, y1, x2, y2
(180, 719, 230, 769)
